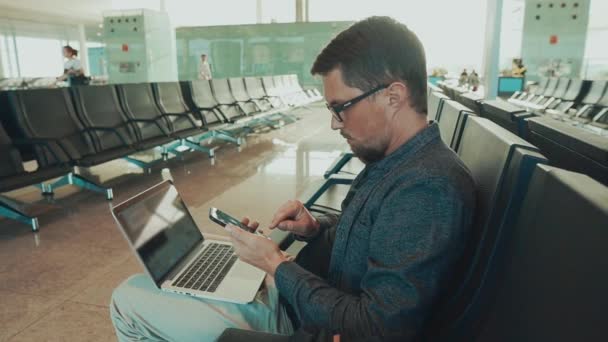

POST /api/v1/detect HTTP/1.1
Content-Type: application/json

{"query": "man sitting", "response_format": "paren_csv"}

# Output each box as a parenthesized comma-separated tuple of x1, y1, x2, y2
(110, 16, 475, 341)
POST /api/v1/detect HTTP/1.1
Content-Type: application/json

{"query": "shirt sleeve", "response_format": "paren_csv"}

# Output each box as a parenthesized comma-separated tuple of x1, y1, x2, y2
(275, 179, 472, 340)
(292, 212, 339, 242)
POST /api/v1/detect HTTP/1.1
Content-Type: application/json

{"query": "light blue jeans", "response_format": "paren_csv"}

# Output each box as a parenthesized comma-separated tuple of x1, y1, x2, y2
(110, 274, 294, 341)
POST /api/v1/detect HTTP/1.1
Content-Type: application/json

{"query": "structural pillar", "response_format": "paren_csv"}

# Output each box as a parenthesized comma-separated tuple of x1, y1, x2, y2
(78, 23, 89, 75)
(482, 0, 504, 99)
(256, 0, 263, 24)
(295, 0, 305, 22)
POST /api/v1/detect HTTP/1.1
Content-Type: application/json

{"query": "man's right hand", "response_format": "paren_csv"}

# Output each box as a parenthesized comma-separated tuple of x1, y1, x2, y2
(269, 200, 321, 238)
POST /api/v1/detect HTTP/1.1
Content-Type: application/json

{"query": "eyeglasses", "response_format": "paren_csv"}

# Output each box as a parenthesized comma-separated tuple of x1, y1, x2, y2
(326, 84, 389, 122)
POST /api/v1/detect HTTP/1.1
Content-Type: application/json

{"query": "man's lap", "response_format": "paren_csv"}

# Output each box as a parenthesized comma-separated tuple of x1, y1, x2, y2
(110, 274, 293, 341)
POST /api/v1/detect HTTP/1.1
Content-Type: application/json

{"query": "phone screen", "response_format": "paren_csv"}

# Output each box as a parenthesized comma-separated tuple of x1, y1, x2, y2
(209, 208, 255, 233)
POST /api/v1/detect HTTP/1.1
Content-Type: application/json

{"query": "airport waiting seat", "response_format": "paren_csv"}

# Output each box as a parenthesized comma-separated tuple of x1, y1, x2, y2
(152, 82, 218, 157)
(181, 80, 229, 127)
(262, 76, 286, 108)
(5, 88, 113, 199)
(525, 115, 608, 185)
(587, 91, 608, 132)
(436, 99, 475, 150)
(181, 80, 243, 146)
(474, 165, 608, 341)
(227, 77, 261, 115)
(0, 121, 71, 231)
(282, 74, 309, 105)
(509, 77, 549, 103)
(288, 74, 318, 103)
(272, 75, 293, 106)
(526, 77, 570, 111)
(210, 79, 248, 122)
(572, 81, 608, 125)
(480, 99, 532, 137)
(544, 78, 590, 115)
(427, 116, 548, 341)
(457, 92, 483, 115)
(71, 85, 137, 160)
(528, 77, 559, 106)
(243, 77, 274, 111)
(116, 83, 175, 149)
(428, 91, 450, 122)
(558, 80, 607, 122)
(153, 82, 203, 136)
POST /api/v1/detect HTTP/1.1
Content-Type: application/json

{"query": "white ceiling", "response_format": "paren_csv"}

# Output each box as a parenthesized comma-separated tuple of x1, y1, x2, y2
(0, 0, 113, 25)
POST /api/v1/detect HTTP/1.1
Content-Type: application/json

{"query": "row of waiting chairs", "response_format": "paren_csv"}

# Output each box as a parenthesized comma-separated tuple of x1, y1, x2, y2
(430, 79, 608, 186)
(0, 74, 322, 231)
(240, 96, 608, 341)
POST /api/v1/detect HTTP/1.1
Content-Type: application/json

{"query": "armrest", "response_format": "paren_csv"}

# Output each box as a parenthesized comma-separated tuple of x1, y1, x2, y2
(162, 112, 198, 127)
(218, 328, 289, 342)
(125, 117, 171, 136)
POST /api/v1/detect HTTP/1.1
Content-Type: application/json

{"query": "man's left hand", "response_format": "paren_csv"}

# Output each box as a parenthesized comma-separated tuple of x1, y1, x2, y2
(227, 222, 287, 276)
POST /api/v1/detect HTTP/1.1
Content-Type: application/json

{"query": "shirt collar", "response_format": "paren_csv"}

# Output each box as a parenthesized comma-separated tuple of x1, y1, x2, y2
(367, 122, 441, 174)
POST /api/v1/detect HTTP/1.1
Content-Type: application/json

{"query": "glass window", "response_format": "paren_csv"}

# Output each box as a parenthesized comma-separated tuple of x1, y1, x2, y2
(15, 36, 64, 77)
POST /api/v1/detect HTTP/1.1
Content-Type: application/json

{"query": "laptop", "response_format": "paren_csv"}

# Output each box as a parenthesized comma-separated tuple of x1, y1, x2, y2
(111, 180, 266, 304)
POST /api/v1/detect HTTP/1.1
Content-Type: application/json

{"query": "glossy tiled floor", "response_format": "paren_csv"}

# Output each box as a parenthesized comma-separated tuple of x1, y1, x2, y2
(0, 103, 356, 341)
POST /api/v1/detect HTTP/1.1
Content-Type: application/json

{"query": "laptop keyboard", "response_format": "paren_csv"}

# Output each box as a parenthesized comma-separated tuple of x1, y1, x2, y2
(173, 243, 238, 293)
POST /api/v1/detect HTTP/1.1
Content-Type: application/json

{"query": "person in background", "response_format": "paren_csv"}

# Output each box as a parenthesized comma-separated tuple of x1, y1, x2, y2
(57, 45, 86, 86)
(458, 69, 468, 87)
(199, 54, 213, 80)
(468, 70, 480, 91)
(512, 58, 527, 77)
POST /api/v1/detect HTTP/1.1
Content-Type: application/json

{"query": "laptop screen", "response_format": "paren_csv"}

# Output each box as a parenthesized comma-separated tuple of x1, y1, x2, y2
(113, 181, 203, 283)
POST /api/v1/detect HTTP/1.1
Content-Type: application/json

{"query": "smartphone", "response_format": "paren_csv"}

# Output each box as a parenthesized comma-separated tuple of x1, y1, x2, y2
(209, 207, 256, 233)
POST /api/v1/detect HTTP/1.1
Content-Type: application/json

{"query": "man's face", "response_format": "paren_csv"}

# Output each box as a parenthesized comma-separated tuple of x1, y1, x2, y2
(323, 69, 391, 164)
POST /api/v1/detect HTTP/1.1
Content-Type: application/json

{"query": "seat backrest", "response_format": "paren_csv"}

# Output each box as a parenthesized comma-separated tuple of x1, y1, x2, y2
(427, 116, 548, 341)
(533, 77, 549, 95)
(428, 91, 450, 121)
(244, 77, 266, 99)
(541, 77, 559, 96)
(560, 78, 584, 101)
(289, 74, 304, 91)
(282, 74, 296, 92)
(183, 80, 223, 125)
(597, 85, 608, 107)
(550, 78, 570, 99)
(71, 85, 135, 152)
(582, 80, 607, 105)
(437, 99, 475, 150)
(228, 77, 251, 102)
(117, 83, 170, 141)
(273, 75, 286, 94)
(211, 78, 237, 105)
(475, 165, 608, 342)
(261, 76, 276, 96)
(7, 88, 94, 165)
(0, 121, 25, 178)
(153, 82, 201, 133)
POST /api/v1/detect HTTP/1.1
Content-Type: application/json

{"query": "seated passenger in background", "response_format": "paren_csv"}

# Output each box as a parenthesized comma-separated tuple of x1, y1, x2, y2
(110, 16, 475, 341)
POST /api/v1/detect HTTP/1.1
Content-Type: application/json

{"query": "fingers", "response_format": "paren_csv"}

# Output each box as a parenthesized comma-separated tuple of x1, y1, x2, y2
(269, 200, 302, 228)
(241, 217, 260, 231)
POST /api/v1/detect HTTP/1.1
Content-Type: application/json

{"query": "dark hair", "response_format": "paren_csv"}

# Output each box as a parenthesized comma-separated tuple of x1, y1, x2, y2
(63, 45, 78, 57)
(311, 16, 428, 115)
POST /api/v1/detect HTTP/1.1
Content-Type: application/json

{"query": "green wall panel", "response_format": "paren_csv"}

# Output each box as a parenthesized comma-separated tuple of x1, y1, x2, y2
(176, 21, 353, 86)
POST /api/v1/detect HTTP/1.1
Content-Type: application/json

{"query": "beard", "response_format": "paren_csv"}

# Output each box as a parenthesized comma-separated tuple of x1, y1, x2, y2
(346, 135, 388, 164)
